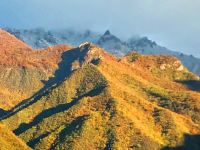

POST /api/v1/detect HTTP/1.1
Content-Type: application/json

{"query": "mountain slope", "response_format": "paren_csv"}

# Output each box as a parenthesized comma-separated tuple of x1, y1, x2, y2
(128, 36, 200, 76)
(0, 123, 31, 150)
(121, 51, 198, 81)
(0, 29, 32, 51)
(1, 41, 200, 150)
(0, 29, 72, 110)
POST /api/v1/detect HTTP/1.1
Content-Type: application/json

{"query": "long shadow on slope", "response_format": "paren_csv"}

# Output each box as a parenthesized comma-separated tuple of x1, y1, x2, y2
(27, 116, 86, 148)
(0, 108, 7, 117)
(176, 80, 200, 92)
(162, 134, 200, 150)
(49, 115, 87, 150)
(14, 85, 106, 135)
(0, 45, 91, 120)
(27, 132, 50, 148)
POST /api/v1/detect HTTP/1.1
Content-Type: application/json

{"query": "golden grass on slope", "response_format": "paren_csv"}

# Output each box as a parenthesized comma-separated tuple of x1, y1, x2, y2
(0, 29, 73, 110)
(0, 123, 31, 150)
(0, 42, 200, 149)
(0, 88, 28, 109)
(97, 52, 200, 147)
(123, 52, 197, 80)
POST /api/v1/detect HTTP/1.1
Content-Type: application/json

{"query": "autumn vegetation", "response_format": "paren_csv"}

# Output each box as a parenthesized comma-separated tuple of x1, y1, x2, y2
(0, 29, 200, 150)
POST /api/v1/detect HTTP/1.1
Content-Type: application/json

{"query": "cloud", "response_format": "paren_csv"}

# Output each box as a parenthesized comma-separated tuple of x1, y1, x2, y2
(0, 0, 200, 57)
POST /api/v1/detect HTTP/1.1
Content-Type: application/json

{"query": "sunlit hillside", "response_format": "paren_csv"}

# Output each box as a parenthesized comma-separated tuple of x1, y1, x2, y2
(0, 30, 199, 150)
(0, 123, 31, 150)
(0, 29, 72, 110)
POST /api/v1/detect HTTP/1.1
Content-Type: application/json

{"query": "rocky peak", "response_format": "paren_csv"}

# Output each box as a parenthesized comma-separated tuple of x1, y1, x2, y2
(78, 42, 91, 50)
(98, 30, 121, 45)
(81, 42, 104, 59)
(103, 30, 111, 36)
(71, 43, 105, 71)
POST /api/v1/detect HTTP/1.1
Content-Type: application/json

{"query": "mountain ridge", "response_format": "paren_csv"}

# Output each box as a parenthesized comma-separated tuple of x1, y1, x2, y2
(5, 28, 200, 75)
(0, 29, 200, 150)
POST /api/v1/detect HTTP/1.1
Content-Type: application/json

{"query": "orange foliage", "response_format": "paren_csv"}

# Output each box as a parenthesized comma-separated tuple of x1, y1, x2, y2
(0, 29, 72, 70)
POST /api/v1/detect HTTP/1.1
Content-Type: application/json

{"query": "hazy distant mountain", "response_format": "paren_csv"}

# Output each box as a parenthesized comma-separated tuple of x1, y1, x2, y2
(5, 28, 200, 75)
(6, 28, 100, 48)
(97, 30, 130, 56)
(0, 29, 200, 149)
(127, 36, 200, 76)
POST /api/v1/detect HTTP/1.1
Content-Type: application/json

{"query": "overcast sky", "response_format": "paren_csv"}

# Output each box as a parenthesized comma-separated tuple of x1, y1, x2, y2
(0, 0, 200, 57)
